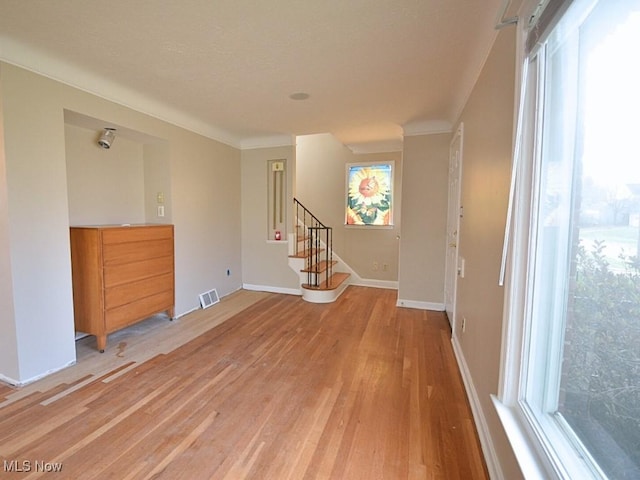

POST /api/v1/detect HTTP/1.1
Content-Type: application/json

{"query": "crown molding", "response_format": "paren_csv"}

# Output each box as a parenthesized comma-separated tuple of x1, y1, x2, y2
(345, 139, 403, 154)
(0, 37, 243, 149)
(239, 134, 296, 150)
(402, 119, 453, 137)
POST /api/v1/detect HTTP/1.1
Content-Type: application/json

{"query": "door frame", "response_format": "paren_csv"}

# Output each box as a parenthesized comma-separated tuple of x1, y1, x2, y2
(444, 123, 464, 332)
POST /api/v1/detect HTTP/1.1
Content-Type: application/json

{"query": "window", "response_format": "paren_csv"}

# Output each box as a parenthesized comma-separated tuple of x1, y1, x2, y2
(495, 0, 640, 479)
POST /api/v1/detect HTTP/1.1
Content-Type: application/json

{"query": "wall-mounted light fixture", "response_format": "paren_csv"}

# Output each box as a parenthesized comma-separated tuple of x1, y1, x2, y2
(98, 128, 116, 149)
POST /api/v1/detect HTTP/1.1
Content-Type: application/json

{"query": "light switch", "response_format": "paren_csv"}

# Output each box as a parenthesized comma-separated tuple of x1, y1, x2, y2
(157, 205, 165, 217)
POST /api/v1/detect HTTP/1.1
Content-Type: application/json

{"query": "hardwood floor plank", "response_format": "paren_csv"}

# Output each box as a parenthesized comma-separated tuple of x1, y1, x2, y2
(0, 287, 488, 479)
(140, 410, 219, 480)
(78, 368, 232, 479)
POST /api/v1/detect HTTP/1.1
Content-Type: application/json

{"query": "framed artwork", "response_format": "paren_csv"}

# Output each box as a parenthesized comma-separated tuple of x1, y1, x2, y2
(345, 162, 393, 226)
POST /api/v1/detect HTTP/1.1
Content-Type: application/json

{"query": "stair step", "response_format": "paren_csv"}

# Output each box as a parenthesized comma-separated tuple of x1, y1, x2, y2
(289, 247, 324, 259)
(301, 260, 337, 274)
(302, 272, 350, 291)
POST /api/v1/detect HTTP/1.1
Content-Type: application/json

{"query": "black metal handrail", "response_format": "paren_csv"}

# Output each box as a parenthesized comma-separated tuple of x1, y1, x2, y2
(294, 198, 333, 288)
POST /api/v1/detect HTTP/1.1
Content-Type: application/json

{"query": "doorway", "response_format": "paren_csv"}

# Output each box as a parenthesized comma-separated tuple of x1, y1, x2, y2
(444, 124, 463, 330)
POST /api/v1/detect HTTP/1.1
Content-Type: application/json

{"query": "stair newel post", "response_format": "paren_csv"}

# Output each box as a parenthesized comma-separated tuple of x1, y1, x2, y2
(328, 227, 333, 286)
(307, 224, 312, 287)
(303, 207, 308, 258)
(296, 200, 303, 257)
(321, 226, 326, 287)
(313, 224, 317, 286)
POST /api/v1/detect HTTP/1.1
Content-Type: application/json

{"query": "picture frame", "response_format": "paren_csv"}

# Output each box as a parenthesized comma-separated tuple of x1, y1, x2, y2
(345, 162, 394, 226)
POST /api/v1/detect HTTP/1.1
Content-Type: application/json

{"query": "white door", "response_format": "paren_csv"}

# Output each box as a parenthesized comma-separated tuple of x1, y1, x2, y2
(444, 124, 463, 329)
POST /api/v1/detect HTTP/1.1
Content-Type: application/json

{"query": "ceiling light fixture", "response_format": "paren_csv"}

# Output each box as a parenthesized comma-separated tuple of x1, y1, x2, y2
(289, 92, 310, 101)
(98, 128, 116, 149)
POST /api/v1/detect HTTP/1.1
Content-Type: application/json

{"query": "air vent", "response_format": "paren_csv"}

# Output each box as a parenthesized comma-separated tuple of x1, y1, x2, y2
(199, 288, 220, 309)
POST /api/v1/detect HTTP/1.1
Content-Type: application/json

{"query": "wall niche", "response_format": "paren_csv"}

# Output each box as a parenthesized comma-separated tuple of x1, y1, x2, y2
(64, 110, 171, 226)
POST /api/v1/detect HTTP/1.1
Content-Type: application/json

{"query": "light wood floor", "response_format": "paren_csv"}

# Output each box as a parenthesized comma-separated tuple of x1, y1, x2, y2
(0, 286, 488, 479)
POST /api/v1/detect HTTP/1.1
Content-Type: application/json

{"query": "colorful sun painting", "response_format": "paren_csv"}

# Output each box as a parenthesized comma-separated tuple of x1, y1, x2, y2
(346, 163, 393, 226)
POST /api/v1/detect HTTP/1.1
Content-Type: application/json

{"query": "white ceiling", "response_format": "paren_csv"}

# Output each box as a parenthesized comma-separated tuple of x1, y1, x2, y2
(0, 0, 515, 151)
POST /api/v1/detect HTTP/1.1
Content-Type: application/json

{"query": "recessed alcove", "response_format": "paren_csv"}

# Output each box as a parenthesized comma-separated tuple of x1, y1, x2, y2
(63, 110, 172, 226)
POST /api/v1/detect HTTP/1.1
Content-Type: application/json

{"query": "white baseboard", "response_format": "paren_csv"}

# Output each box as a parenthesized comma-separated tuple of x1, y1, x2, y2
(396, 298, 445, 310)
(243, 282, 398, 296)
(328, 250, 398, 291)
(351, 278, 398, 290)
(0, 373, 20, 387)
(242, 283, 301, 296)
(0, 359, 76, 388)
(174, 306, 199, 320)
(451, 334, 504, 480)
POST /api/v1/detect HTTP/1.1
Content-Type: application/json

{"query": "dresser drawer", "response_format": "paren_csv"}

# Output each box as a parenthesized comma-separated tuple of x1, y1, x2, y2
(104, 256, 174, 288)
(104, 272, 174, 310)
(103, 238, 173, 266)
(101, 225, 173, 244)
(105, 290, 174, 332)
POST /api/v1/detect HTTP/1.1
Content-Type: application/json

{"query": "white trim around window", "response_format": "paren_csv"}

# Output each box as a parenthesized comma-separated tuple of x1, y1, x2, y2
(492, 0, 639, 478)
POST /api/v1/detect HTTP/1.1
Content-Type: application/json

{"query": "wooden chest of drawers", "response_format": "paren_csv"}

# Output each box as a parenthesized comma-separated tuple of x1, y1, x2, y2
(70, 224, 175, 352)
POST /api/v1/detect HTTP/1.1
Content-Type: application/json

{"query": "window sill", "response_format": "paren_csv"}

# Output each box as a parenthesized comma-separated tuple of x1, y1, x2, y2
(492, 395, 604, 480)
(344, 224, 395, 229)
(491, 395, 552, 480)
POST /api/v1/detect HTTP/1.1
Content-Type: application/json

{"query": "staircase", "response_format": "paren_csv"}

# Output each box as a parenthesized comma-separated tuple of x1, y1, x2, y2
(289, 198, 350, 303)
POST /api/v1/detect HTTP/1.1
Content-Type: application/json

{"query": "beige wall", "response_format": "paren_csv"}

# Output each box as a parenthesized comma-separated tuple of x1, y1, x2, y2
(168, 128, 241, 306)
(0, 75, 19, 381)
(241, 145, 299, 292)
(143, 143, 172, 224)
(397, 133, 449, 308)
(453, 28, 522, 479)
(296, 133, 401, 285)
(2, 63, 77, 383)
(65, 124, 146, 225)
(0, 62, 242, 384)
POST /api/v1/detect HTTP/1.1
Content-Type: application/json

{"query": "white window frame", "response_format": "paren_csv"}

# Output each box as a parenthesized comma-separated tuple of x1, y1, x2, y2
(492, 0, 617, 478)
